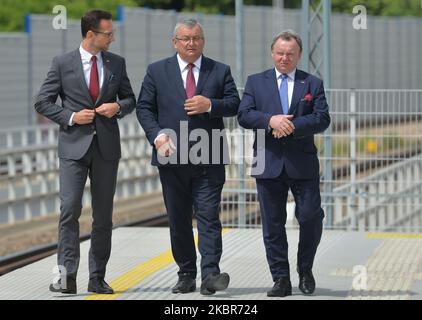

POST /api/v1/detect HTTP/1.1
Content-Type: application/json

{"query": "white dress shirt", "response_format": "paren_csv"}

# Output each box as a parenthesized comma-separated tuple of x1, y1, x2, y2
(69, 45, 104, 125)
(177, 54, 201, 89)
(275, 68, 296, 110)
(176, 53, 211, 113)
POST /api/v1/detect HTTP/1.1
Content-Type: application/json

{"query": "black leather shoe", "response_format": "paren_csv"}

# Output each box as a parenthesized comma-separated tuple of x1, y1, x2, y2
(88, 278, 114, 294)
(200, 272, 230, 295)
(267, 278, 292, 297)
(298, 270, 315, 295)
(49, 277, 77, 294)
(172, 273, 196, 294)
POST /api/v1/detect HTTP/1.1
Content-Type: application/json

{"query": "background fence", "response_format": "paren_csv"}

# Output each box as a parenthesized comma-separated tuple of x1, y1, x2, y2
(1, 6, 422, 128)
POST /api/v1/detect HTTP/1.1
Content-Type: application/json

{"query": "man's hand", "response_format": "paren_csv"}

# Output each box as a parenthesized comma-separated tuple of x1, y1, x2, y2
(269, 114, 295, 139)
(184, 95, 211, 115)
(95, 103, 120, 118)
(72, 109, 95, 125)
(155, 134, 176, 157)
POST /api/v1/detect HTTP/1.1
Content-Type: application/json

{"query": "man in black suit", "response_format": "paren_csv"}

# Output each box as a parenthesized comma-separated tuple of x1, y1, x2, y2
(137, 18, 240, 295)
(238, 30, 330, 297)
(35, 10, 135, 294)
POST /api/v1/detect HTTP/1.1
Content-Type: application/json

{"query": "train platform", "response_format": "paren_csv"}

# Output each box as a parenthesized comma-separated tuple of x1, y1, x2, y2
(1, 227, 422, 300)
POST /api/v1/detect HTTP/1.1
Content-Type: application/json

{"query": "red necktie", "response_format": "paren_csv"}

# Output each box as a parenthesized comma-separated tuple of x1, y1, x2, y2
(185, 63, 196, 99)
(89, 55, 99, 103)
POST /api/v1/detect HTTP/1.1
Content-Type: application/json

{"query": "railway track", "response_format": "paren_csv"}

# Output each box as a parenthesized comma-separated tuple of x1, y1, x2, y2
(0, 214, 168, 276)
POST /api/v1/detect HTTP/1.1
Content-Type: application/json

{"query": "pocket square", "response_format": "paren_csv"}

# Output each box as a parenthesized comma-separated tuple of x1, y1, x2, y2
(301, 93, 313, 102)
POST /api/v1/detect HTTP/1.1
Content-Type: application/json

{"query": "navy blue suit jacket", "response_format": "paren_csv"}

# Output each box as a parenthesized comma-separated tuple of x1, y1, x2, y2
(238, 69, 330, 179)
(137, 54, 240, 166)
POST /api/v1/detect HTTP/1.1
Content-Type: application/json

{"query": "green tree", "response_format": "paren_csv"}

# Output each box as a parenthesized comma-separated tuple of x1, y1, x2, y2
(134, 0, 292, 15)
(0, 0, 137, 32)
(331, 0, 422, 17)
(1, 0, 422, 32)
(161, 0, 422, 17)
(133, 0, 185, 11)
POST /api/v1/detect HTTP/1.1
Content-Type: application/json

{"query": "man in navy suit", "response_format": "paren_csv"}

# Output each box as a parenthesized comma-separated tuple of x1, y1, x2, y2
(137, 19, 240, 295)
(238, 30, 330, 297)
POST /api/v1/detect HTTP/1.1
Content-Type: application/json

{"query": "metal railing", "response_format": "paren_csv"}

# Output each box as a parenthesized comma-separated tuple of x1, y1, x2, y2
(333, 155, 422, 231)
(2, 89, 422, 232)
(0, 119, 161, 224)
(220, 89, 422, 231)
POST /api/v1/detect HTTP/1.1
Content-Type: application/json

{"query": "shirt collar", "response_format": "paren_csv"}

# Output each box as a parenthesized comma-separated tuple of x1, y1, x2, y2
(275, 68, 296, 81)
(79, 45, 102, 63)
(177, 54, 202, 73)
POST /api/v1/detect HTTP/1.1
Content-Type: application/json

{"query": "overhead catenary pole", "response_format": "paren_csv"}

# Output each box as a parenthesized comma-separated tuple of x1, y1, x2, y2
(236, 0, 246, 227)
(236, 0, 244, 88)
(25, 14, 33, 126)
(301, 0, 332, 226)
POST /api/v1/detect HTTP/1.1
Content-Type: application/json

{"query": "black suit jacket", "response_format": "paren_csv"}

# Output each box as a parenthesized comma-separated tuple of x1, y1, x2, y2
(137, 54, 240, 166)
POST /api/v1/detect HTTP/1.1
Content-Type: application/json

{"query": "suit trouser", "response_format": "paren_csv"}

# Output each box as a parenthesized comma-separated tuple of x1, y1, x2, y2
(158, 165, 225, 281)
(256, 169, 324, 282)
(57, 136, 119, 280)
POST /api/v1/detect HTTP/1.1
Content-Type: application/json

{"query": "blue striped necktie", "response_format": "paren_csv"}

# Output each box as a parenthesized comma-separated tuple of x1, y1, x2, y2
(279, 74, 289, 114)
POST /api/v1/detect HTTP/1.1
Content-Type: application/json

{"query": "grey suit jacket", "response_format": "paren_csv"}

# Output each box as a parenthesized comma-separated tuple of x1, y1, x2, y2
(35, 49, 135, 161)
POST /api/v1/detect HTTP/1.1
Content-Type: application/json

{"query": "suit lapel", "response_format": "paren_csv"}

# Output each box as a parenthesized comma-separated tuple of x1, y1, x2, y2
(196, 56, 212, 95)
(167, 55, 187, 100)
(96, 51, 112, 106)
(265, 69, 283, 114)
(72, 49, 93, 106)
(289, 70, 307, 114)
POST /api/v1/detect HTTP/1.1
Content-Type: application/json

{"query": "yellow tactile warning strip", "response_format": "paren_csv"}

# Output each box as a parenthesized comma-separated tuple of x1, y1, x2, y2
(86, 228, 232, 300)
(332, 233, 422, 300)
(366, 232, 422, 239)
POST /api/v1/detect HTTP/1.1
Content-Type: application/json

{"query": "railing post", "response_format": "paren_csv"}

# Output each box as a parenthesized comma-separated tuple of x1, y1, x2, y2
(349, 89, 358, 230)
(236, 0, 246, 227)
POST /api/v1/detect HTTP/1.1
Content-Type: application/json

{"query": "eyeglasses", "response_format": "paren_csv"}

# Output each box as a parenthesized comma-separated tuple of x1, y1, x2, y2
(92, 29, 116, 38)
(175, 36, 204, 44)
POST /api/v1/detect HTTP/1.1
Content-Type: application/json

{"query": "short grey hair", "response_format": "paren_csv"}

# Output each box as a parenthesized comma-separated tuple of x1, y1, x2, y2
(173, 18, 204, 38)
(271, 29, 302, 52)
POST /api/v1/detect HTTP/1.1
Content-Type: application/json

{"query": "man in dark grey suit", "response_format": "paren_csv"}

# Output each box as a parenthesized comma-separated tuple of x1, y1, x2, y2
(35, 10, 135, 294)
